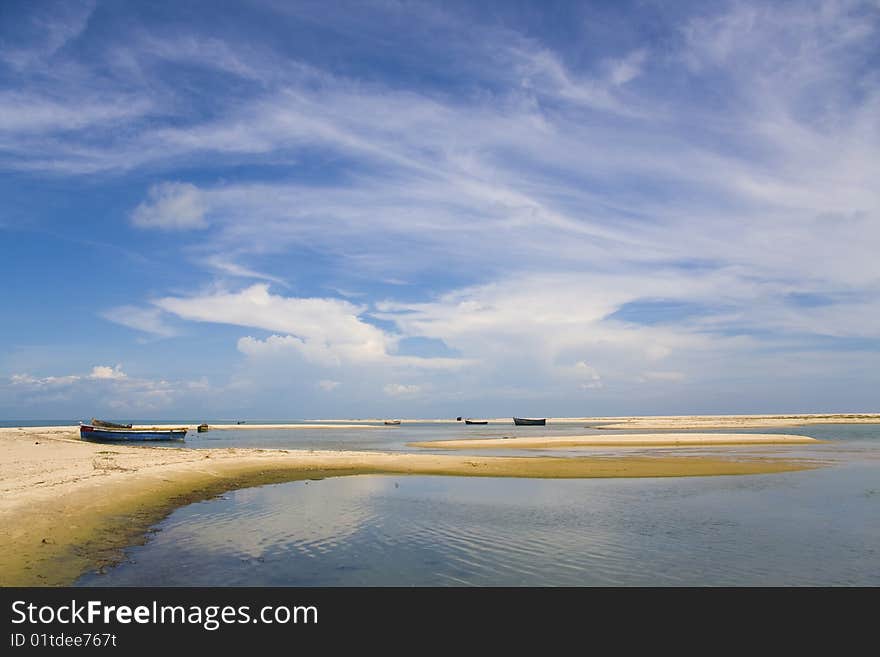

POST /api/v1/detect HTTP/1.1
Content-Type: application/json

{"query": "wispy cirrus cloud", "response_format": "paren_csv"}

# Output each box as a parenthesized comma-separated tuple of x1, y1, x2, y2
(101, 306, 178, 338)
(2, 0, 878, 415)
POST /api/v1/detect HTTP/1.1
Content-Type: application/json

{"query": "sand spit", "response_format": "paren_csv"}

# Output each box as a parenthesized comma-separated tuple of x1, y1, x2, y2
(580, 414, 880, 429)
(0, 427, 821, 586)
(410, 433, 821, 449)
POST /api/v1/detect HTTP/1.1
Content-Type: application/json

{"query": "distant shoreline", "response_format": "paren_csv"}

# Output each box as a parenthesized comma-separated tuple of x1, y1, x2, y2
(6, 413, 880, 432)
(0, 425, 824, 586)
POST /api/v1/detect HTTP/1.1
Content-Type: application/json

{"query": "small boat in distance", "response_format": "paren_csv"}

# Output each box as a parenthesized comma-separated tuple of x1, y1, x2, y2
(80, 423, 187, 442)
(197, 423, 209, 432)
(513, 417, 546, 426)
(384, 420, 402, 425)
(465, 419, 488, 425)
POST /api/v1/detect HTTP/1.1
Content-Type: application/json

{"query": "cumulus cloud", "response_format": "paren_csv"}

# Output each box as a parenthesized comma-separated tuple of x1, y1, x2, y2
(160, 284, 390, 366)
(5, 364, 209, 413)
(10, 373, 80, 387)
(159, 284, 467, 369)
(89, 364, 127, 380)
(131, 182, 208, 230)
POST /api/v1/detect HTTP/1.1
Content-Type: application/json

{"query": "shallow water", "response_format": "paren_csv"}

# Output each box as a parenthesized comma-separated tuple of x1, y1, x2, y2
(75, 423, 879, 586)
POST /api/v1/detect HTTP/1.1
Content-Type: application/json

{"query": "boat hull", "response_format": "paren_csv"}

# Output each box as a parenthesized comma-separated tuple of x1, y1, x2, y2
(80, 425, 187, 441)
(513, 417, 546, 426)
(465, 420, 488, 424)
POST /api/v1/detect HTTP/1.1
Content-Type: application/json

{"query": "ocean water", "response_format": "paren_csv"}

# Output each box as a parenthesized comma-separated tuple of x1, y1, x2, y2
(74, 423, 880, 586)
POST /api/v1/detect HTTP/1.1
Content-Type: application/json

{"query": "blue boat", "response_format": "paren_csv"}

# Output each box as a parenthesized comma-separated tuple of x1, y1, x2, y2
(80, 423, 187, 441)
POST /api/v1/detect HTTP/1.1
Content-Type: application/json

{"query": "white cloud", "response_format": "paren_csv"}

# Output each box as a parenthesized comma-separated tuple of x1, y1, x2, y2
(608, 50, 647, 86)
(0, 92, 152, 133)
(89, 364, 127, 380)
(5, 365, 208, 413)
(10, 373, 80, 387)
(202, 256, 289, 287)
(101, 306, 177, 337)
(1, 0, 96, 71)
(159, 284, 390, 366)
(131, 182, 208, 230)
(159, 284, 467, 369)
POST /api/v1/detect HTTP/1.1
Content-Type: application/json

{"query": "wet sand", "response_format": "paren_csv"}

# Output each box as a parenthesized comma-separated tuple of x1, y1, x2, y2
(410, 433, 820, 449)
(0, 426, 821, 586)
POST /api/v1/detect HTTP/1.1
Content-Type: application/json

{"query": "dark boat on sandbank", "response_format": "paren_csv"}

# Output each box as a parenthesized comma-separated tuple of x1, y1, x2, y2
(513, 417, 546, 426)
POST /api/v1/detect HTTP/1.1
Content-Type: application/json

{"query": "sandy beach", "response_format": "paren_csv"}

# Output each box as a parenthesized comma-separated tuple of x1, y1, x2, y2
(0, 425, 822, 586)
(410, 432, 821, 449)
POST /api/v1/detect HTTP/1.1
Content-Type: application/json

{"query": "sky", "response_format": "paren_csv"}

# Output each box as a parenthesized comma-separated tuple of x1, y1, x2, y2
(1, 0, 878, 420)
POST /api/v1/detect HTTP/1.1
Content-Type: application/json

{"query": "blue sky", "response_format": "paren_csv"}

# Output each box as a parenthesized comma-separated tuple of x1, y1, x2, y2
(1, 0, 878, 419)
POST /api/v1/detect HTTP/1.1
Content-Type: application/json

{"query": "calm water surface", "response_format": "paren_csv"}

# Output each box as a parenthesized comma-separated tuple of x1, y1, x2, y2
(75, 423, 880, 586)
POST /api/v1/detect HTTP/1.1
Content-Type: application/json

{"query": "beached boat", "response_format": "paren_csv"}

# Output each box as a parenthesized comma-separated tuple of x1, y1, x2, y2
(384, 420, 402, 425)
(197, 423, 209, 432)
(79, 423, 187, 441)
(90, 418, 132, 429)
(465, 419, 488, 424)
(513, 417, 546, 426)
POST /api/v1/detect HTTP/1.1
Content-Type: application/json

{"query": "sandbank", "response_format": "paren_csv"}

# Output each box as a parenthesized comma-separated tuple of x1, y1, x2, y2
(1, 426, 821, 586)
(576, 414, 880, 429)
(410, 433, 821, 449)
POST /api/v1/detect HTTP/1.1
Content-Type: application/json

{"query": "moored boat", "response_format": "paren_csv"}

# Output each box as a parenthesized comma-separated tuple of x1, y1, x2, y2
(384, 420, 402, 425)
(465, 419, 488, 424)
(513, 417, 546, 426)
(80, 423, 187, 441)
(197, 423, 209, 432)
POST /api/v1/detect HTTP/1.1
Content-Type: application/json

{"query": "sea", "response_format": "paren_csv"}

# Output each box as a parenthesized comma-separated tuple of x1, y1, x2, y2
(18, 420, 878, 586)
